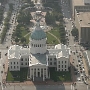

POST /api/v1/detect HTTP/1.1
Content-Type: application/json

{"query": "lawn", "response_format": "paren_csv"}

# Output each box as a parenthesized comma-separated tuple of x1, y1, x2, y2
(6, 68, 28, 82)
(50, 68, 72, 82)
(49, 28, 60, 39)
(46, 32, 59, 45)
(25, 33, 31, 44)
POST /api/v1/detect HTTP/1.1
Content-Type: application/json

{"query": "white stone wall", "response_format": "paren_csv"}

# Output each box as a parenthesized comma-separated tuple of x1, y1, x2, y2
(47, 55, 57, 67)
(30, 38, 47, 54)
(9, 58, 20, 71)
(20, 55, 29, 67)
(57, 57, 69, 71)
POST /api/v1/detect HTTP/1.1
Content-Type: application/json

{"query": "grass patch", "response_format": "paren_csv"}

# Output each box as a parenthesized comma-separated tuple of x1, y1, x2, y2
(49, 28, 60, 39)
(6, 68, 28, 82)
(46, 32, 59, 44)
(50, 68, 72, 82)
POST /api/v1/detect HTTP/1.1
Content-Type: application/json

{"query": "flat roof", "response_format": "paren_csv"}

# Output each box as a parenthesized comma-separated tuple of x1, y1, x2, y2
(73, 0, 84, 6)
(30, 54, 47, 65)
(77, 12, 90, 27)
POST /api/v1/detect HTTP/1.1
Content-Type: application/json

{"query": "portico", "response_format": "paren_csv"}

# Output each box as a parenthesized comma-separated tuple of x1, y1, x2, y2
(29, 65, 48, 81)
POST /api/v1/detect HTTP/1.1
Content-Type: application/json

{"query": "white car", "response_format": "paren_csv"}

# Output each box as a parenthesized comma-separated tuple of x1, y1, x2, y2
(77, 77, 81, 81)
(81, 74, 84, 77)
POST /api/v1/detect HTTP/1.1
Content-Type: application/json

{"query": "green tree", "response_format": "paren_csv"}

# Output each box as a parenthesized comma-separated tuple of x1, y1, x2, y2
(71, 27, 78, 39)
(45, 11, 55, 25)
(15, 38, 19, 43)
(21, 37, 26, 43)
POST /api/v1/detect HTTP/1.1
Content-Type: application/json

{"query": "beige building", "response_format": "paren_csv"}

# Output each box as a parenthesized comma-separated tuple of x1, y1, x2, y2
(75, 11, 90, 44)
(70, 0, 90, 18)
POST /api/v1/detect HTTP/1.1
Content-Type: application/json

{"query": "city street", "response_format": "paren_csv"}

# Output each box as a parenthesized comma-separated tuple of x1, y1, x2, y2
(0, 0, 22, 90)
(61, 0, 89, 90)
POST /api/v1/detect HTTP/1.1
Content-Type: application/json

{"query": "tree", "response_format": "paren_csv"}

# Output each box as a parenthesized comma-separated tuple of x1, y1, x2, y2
(21, 37, 26, 43)
(71, 27, 78, 39)
(45, 11, 55, 25)
(15, 38, 19, 43)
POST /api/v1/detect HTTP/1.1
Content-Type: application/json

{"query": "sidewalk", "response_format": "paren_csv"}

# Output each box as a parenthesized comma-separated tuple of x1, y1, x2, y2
(2, 57, 8, 84)
(6, 80, 72, 86)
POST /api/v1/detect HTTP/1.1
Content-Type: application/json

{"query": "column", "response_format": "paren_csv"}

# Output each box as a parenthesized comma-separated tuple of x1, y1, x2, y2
(33, 68, 34, 81)
(43, 68, 45, 81)
(30, 68, 31, 78)
(36, 68, 38, 77)
(40, 68, 41, 77)
(46, 68, 48, 78)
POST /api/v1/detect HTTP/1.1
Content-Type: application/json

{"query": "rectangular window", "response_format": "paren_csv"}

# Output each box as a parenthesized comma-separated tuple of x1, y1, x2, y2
(17, 66, 18, 68)
(14, 66, 15, 69)
(58, 61, 60, 64)
(65, 69, 66, 71)
(58, 65, 60, 68)
(17, 62, 18, 64)
(54, 58, 56, 61)
(21, 62, 23, 65)
(11, 62, 12, 64)
(50, 58, 52, 61)
(65, 65, 66, 68)
(25, 63, 27, 65)
(28, 58, 29, 61)
(62, 65, 63, 68)
(14, 62, 15, 64)
(50, 62, 52, 65)
(11, 66, 12, 69)
(65, 61, 66, 63)
(62, 61, 63, 64)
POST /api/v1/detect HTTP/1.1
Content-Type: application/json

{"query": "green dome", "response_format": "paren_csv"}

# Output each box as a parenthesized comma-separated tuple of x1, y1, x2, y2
(31, 26, 46, 40)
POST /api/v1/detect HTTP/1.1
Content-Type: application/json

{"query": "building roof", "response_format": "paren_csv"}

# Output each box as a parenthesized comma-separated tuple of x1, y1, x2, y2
(8, 45, 29, 59)
(73, 0, 84, 6)
(29, 54, 47, 66)
(77, 12, 90, 27)
(47, 44, 70, 58)
(31, 22, 46, 40)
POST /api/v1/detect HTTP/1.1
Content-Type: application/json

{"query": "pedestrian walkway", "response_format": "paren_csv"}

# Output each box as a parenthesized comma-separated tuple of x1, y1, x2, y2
(6, 80, 72, 86)
(2, 57, 8, 84)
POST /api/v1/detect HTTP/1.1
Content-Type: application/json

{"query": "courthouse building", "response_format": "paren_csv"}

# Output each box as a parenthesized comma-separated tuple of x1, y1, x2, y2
(8, 22, 71, 81)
